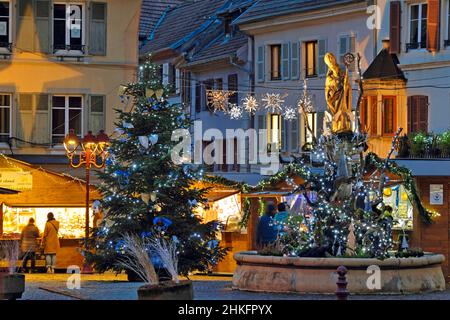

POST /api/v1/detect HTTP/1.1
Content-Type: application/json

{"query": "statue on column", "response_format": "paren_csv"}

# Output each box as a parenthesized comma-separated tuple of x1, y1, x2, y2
(324, 52, 353, 134)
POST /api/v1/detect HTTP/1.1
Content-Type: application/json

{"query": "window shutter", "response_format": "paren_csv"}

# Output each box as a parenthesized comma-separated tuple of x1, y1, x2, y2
(291, 42, 300, 80)
(89, 95, 106, 134)
(89, 2, 107, 55)
(16, 0, 35, 52)
(339, 36, 347, 66)
(349, 36, 356, 71)
(281, 42, 290, 80)
(426, 0, 440, 52)
(318, 39, 328, 75)
(408, 96, 429, 133)
(280, 119, 286, 151)
(389, 1, 401, 54)
(370, 96, 378, 135)
(195, 83, 201, 113)
(16, 94, 49, 146)
(256, 46, 265, 82)
(34, 0, 51, 53)
(257, 115, 266, 130)
(290, 118, 299, 152)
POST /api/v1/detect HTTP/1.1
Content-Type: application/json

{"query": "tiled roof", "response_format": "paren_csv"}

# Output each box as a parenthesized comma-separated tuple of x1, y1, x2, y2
(186, 32, 248, 65)
(234, 0, 366, 25)
(140, 0, 228, 55)
(139, 0, 184, 40)
(363, 48, 406, 81)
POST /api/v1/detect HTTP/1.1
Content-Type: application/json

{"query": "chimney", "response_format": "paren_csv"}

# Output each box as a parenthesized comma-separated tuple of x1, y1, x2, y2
(382, 39, 390, 50)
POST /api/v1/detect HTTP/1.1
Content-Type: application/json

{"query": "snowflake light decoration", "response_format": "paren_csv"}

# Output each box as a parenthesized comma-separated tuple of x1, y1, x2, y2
(262, 93, 285, 113)
(242, 95, 259, 114)
(207, 90, 231, 112)
(228, 104, 243, 120)
(283, 107, 298, 121)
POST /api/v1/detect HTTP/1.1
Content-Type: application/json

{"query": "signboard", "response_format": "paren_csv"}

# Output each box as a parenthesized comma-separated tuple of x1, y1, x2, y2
(0, 169, 33, 191)
(430, 184, 444, 205)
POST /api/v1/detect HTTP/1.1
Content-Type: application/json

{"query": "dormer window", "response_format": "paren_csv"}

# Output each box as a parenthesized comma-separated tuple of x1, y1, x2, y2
(224, 16, 232, 36)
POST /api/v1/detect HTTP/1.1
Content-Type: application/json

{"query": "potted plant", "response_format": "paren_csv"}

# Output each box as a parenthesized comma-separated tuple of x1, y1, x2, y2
(0, 241, 25, 300)
(117, 234, 193, 300)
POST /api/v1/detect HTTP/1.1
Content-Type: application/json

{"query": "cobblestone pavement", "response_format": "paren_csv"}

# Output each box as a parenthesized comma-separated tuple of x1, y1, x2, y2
(18, 273, 450, 300)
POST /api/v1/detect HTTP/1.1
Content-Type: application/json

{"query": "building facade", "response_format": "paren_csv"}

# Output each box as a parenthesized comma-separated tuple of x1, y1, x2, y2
(0, 0, 142, 177)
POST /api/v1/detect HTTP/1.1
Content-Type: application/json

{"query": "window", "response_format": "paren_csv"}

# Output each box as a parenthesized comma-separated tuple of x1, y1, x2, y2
(53, 3, 84, 52)
(446, 0, 450, 46)
(370, 96, 378, 136)
(270, 45, 281, 80)
(0, 94, 10, 143)
(360, 97, 369, 131)
(339, 35, 356, 71)
(228, 74, 238, 105)
(305, 41, 318, 78)
(0, 1, 10, 50)
(304, 113, 317, 145)
(52, 96, 83, 144)
(408, 95, 428, 133)
(215, 78, 223, 91)
(268, 114, 281, 152)
(382, 96, 396, 135)
(408, 3, 427, 50)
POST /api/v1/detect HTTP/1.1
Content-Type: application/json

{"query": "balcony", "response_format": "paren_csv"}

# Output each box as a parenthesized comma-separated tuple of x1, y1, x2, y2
(396, 132, 450, 159)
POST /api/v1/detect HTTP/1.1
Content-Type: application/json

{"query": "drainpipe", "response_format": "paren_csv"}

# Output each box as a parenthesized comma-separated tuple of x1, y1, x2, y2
(229, 34, 255, 173)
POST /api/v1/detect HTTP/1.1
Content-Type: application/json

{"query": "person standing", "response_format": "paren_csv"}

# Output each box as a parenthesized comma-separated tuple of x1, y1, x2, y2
(42, 212, 60, 274)
(20, 218, 40, 273)
(274, 202, 289, 236)
(256, 203, 278, 247)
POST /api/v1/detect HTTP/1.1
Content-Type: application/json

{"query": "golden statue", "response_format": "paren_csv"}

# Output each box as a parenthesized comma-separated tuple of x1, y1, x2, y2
(324, 53, 353, 133)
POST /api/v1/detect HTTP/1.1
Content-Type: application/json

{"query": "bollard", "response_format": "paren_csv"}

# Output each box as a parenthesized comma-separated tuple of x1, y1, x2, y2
(335, 265, 349, 300)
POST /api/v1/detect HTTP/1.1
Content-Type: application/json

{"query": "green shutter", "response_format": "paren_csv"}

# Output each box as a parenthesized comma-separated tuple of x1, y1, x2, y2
(16, 0, 35, 52)
(281, 43, 290, 80)
(290, 118, 299, 152)
(34, 94, 50, 143)
(256, 46, 265, 83)
(291, 42, 300, 80)
(89, 95, 105, 134)
(89, 2, 107, 55)
(16, 94, 49, 146)
(34, 0, 51, 53)
(318, 39, 328, 75)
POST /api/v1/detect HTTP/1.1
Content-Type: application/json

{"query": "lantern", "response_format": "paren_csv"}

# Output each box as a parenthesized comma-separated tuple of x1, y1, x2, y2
(401, 191, 408, 202)
(383, 188, 392, 197)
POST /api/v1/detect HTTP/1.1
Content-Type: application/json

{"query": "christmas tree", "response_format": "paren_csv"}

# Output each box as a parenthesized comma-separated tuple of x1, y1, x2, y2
(87, 57, 227, 276)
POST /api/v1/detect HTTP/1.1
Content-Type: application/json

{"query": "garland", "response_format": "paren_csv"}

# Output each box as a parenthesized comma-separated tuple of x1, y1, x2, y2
(365, 152, 435, 224)
(203, 154, 435, 226)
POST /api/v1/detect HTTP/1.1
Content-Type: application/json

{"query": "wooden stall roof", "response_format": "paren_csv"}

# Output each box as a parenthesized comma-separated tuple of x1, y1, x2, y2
(192, 181, 240, 202)
(0, 187, 19, 195)
(0, 155, 101, 207)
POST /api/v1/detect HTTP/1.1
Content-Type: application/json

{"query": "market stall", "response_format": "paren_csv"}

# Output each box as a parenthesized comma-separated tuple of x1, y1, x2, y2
(0, 155, 101, 269)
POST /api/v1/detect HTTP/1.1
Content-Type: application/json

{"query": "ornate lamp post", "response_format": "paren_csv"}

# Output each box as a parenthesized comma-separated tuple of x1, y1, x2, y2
(63, 129, 110, 273)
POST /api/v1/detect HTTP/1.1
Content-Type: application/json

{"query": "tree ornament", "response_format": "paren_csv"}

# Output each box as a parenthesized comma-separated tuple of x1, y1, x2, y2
(138, 136, 150, 149)
(146, 88, 164, 100)
(141, 193, 151, 205)
(346, 223, 356, 256)
(242, 95, 259, 114)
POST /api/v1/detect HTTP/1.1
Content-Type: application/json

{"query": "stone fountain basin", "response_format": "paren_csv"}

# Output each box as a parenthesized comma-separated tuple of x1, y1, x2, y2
(232, 251, 446, 294)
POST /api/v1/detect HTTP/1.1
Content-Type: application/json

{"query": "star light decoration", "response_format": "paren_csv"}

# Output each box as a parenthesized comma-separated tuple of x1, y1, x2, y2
(228, 104, 243, 120)
(283, 106, 298, 121)
(262, 93, 286, 113)
(242, 95, 259, 114)
(207, 90, 231, 112)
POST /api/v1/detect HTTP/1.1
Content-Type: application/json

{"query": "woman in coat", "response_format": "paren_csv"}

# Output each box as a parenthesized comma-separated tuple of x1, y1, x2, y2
(42, 212, 60, 274)
(20, 218, 40, 273)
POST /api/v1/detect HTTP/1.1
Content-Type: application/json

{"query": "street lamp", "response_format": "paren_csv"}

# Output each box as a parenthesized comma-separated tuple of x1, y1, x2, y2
(64, 129, 110, 273)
